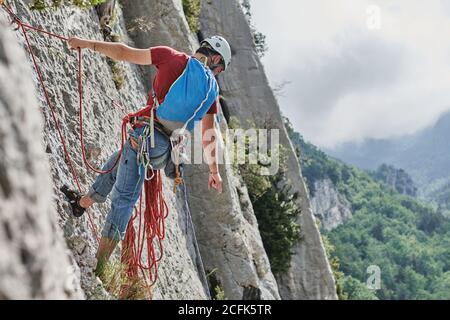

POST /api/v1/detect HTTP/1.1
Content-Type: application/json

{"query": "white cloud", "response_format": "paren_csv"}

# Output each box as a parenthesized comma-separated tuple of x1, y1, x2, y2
(251, 0, 450, 148)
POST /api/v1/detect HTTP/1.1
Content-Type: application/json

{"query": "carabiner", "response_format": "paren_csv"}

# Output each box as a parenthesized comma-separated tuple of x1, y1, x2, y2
(145, 163, 155, 181)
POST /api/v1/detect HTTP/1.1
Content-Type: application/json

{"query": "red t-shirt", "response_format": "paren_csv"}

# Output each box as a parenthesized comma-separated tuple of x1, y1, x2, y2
(135, 46, 219, 118)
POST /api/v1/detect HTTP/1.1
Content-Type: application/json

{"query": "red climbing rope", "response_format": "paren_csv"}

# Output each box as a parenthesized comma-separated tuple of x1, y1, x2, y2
(2, 3, 170, 289)
(78, 48, 129, 175)
(122, 171, 169, 286)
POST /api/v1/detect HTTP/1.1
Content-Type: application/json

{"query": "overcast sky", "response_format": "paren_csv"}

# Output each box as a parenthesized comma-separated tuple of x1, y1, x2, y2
(251, 0, 450, 148)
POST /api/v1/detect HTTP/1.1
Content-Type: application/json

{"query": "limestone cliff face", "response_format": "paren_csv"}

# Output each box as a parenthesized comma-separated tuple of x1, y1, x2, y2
(0, 14, 83, 299)
(199, 0, 338, 299)
(311, 179, 352, 231)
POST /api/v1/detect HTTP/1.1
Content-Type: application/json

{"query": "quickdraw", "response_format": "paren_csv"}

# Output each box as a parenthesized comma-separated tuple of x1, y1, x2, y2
(138, 125, 156, 181)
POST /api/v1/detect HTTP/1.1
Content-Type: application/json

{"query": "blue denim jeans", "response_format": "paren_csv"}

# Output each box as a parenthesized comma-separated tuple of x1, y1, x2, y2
(87, 126, 170, 241)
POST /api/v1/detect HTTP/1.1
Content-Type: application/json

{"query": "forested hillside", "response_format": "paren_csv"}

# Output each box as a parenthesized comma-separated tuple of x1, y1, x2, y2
(285, 119, 450, 299)
(326, 111, 450, 214)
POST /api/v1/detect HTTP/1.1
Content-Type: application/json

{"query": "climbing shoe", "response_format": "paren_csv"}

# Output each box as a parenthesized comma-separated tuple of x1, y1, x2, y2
(60, 185, 85, 218)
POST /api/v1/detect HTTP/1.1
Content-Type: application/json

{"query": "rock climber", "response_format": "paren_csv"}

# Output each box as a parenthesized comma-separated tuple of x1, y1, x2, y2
(61, 35, 232, 277)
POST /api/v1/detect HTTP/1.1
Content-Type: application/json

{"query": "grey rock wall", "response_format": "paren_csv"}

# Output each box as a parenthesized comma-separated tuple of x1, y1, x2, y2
(199, 0, 338, 300)
(311, 179, 352, 231)
(0, 13, 83, 299)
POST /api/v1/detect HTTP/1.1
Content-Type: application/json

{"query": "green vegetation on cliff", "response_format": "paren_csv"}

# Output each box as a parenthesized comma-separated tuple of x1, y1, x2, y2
(231, 118, 301, 275)
(182, 0, 201, 33)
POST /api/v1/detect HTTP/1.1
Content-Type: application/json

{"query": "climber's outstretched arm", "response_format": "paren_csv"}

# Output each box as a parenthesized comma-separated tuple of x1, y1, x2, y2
(118, 44, 152, 65)
(202, 113, 223, 193)
(67, 37, 152, 65)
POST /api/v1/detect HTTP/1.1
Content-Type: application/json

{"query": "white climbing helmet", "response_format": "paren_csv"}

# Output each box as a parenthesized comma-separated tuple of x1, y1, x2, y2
(201, 35, 232, 70)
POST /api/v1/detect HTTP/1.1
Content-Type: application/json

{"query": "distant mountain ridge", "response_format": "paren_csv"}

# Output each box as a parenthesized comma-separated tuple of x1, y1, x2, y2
(325, 110, 450, 191)
(369, 164, 418, 197)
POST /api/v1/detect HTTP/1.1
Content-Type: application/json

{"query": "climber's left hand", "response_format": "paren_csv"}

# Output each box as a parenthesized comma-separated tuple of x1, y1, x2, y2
(208, 172, 222, 193)
(68, 37, 91, 50)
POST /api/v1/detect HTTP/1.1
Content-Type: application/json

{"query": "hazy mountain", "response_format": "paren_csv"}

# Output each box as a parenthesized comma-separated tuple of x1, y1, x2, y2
(369, 164, 418, 197)
(326, 110, 450, 189)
